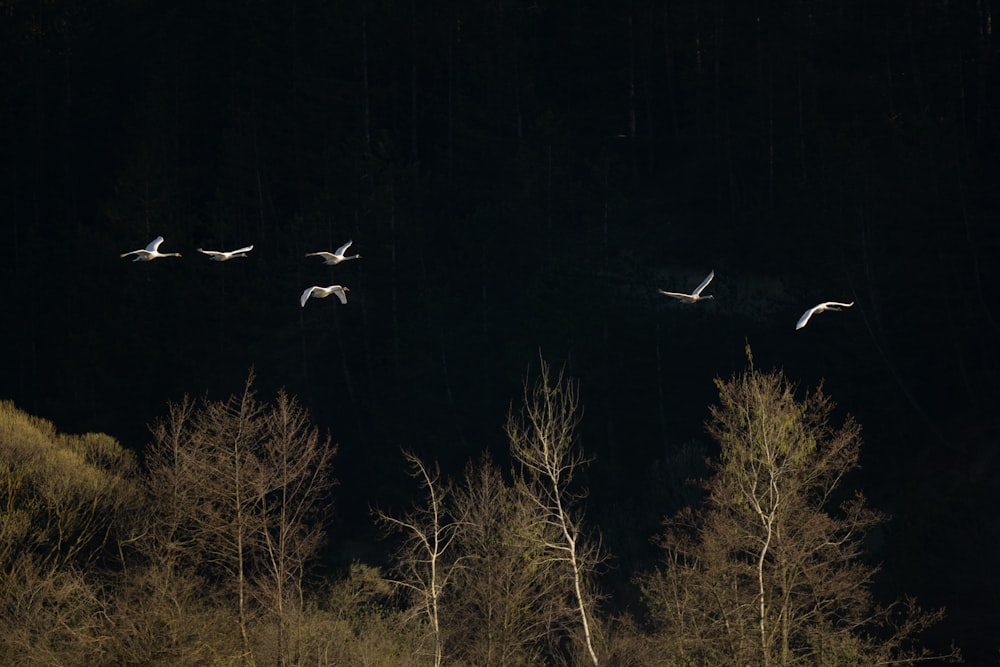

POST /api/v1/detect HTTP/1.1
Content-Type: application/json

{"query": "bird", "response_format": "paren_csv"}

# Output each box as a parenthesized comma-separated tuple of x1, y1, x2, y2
(197, 245, 254, 261)
(795, 301, 854, 330)
(305, 240, 361, 265)
(657, 270, 716, 303)
(300, 285, 350, 307)
(120, 236, 182, 261)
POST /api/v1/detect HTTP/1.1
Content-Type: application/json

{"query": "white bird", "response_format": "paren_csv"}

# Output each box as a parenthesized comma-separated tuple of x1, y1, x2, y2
(795, 301, 854, 330)
(197, 245, 254, 261)
(120, 236, 182, 261)
(658, 270, 716, 303)
(305, 240, 361, 265)
(300, 285, 350, 307)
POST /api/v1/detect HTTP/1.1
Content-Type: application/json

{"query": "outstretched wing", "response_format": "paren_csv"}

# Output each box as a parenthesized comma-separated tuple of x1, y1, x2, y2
(300, 287, 316, 307)
(795, 306, 818, 330)
(145, 236, 165, 252)
(230, 245, 254, 255)
(823, 301, 854, 310)
(334, 240, 353, 256)
(197, 248, 221, 257)
(332, 286, 348, 304)
(692, 270, 715, 296)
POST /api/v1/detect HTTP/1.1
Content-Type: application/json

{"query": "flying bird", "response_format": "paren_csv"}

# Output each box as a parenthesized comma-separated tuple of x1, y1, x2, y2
(197, 245, 254, 261)
(300, 285, 350, 307)
(120, 236, 182, 261)
(305, 240, 361, 265)
(658, 270, 716, 303)
(795, 301, 854, 330)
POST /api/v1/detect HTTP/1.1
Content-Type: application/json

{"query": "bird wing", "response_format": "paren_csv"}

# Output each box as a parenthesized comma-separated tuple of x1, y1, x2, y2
(334, 240, 353, 256)
(306, 252, 331, 259)
(796, 306, 819, 330)
(824, 301, 854, 309)
(146, 236, 165, 252)
(333, 286, 348, 304)
(230, 245, 254, 254)
(120, 249, 141, 257)
(692, 270, 715, 296)
(300, 287, 316, 307)
(657, 289, 692, 301)
(197, 248, 221, 256)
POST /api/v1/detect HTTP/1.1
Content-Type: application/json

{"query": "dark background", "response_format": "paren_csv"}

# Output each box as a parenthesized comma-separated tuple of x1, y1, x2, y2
(2, 0, 998, 661)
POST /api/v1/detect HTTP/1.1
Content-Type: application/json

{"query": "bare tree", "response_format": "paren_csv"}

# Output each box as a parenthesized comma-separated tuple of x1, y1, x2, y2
(189, 376, 266, 659)
(138, 374, 335, 665)
(506, 360, 603, 666)
(0, 400, 139, 664)
(447, 453, 564, 665)
(641, 353, 959, 665)
(252, 389, 336, 664)
(376, 451, 465, 667)
(0, 401, 139, 575)
(0, 557, 111, 665)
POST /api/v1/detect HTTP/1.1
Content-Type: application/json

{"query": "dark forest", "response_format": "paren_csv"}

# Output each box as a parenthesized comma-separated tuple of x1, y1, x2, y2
(1, 0, 998, 664)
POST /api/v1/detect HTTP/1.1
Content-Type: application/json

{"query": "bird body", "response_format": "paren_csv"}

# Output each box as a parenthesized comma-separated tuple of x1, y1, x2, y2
(197, 245, 254, 261)
(120, 236, 182, 261)
(658, 270, 715, 303)
(796, 301, 854, 330)
(306, 240, 361, 265)
(300, 285, 350, 307)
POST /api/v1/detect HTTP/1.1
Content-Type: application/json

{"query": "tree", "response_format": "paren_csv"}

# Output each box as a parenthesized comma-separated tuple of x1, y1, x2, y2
(252, 387, 337, 664)
(446, 453, 565, 666)
(640, 353, 958, 665)
(506, 359, 604, 666)
(376, 450, 464, 667)
(0, 401, 139, 574)
(135, 374, 335, 665)
(0, 400, 140, 665)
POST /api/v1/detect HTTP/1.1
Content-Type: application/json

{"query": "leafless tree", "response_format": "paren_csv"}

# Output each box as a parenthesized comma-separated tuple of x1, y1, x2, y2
(447, 453, 564, 665)
(507, 359, 604, 666)
(641, 352, 959, 665)
(376, 450, 465, 667)
(138, 374, 335, 665)
(0, 400, 139, 664)
(252, 389, 336, 664)
(0, 400, 139, 575)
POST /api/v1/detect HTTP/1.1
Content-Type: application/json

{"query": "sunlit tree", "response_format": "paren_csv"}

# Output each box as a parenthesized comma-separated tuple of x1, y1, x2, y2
(641, 353, 958, 665)
(446, 453, 564, 665)
(376, 450, 465, 667)
(134, 374, 335, 665)
(507, 359, 604, 666)
(0, 401, 139, 664)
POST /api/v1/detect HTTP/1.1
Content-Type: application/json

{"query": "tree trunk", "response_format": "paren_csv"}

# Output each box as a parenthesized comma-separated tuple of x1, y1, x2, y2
(558, 496, 599, 666)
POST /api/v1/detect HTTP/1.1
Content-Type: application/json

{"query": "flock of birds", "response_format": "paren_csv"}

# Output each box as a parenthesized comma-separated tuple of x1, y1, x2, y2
(655, 270, 854, 330)
(120, 236, 359, 308)
(122, 238, 851, 329)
